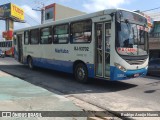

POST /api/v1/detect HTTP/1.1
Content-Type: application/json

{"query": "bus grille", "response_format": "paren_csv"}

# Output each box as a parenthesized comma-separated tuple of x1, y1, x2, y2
(125, 59, 146, 65)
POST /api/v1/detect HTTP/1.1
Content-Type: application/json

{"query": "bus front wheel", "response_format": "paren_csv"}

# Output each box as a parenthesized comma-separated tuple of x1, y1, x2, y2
(28, 57, 34, 69)
(74, 63, 88, 83)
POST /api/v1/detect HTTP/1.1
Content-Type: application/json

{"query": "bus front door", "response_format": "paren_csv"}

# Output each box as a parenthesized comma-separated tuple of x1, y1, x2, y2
(95, 22, 111, 78)
(17, 34, 23, 63)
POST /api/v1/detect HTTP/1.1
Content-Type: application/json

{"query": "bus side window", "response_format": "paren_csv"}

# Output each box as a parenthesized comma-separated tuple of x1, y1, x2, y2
(30, 29, 39, 44)
(53, 24, 69, 44)
(71, 19, 92, 43)
(24, 31, 29, 45)
(40, 27, 52, 44)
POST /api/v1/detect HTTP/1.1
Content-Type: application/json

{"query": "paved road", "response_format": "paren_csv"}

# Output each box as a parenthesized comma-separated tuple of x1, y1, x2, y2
(0, 57, 160, 115)
(0, 61, 87, 120)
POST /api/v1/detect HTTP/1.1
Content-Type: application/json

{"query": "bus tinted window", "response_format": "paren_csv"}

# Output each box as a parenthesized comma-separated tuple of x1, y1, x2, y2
(7, 41, 12, 47)
(71, 20, 92, 43)
(7, 42, 9, 47)
(8, 42, 9, 47)
(24, 31, 29, 44)
(53, 24, 69, 44)
(30, 29, 39, 44)
(2, 42, 5, 47)
(40, 27, 52, 44)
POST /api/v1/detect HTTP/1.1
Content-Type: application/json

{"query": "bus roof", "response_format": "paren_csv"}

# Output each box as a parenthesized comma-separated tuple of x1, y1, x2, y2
(14, 8, 144, 32)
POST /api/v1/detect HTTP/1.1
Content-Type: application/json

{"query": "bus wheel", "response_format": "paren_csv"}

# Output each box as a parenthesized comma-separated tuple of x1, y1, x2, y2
(28, 57, 34, 69)
(74, 63, 88, 83)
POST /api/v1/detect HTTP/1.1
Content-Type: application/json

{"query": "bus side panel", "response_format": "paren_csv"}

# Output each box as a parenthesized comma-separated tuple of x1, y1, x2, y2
(32, 57, 95, 78)
(22, 55, 95, 78)
(33, 57, 73, 73)
(86, 64, 95, 78)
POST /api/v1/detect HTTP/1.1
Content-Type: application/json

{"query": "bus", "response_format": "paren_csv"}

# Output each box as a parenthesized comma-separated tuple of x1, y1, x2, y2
(0, 40, 14, 57)
(14, 8, 149, 83)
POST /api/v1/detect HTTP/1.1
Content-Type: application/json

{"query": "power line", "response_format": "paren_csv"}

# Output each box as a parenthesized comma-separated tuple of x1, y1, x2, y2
(25, 12, 41, 24)
(24, 0, 52, 24)
(32, 0, 52, 24)
(6, 0, 40, 25)
(142, 7, 160, 12)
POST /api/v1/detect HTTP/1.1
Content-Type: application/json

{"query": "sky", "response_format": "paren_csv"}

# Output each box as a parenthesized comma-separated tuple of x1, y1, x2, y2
(0, 0, 160, 39)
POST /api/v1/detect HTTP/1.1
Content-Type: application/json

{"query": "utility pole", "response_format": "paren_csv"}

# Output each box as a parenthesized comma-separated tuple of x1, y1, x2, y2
(32, 1, 45, 24)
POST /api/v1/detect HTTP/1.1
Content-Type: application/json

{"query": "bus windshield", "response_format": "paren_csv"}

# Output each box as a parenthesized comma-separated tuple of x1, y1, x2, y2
(116, 10, 148, 56)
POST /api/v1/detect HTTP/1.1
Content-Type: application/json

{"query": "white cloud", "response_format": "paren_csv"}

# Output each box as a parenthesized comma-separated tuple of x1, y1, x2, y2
(13, 5, 40, 29)
(83, 0, 129, 13)
(14, 22, 31, 30)
(21, 5, 39, 20)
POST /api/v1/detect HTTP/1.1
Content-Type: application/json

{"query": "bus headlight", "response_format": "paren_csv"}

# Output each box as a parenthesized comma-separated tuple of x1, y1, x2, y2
(114, 63, 126, 72)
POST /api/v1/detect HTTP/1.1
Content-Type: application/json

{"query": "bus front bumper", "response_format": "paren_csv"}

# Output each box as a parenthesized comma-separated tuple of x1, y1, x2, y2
(110, 66, 148, 81)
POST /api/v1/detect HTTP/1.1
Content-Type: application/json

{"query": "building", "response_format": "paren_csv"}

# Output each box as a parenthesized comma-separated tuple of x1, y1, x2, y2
(42, 3, 86, 24)
(139, 10, 160, 59)
(149, 21, 160, 59)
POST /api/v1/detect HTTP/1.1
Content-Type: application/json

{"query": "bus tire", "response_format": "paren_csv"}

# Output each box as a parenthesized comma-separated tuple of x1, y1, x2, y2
(28, 57, 34, 69)
(74, 63, 88, 83)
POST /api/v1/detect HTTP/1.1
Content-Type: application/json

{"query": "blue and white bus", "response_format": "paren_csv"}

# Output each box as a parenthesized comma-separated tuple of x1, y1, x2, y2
(14, 9, 149, 83)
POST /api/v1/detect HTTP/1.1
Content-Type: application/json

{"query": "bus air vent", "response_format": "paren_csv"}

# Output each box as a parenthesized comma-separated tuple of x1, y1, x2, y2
(125, 59, 146, 65)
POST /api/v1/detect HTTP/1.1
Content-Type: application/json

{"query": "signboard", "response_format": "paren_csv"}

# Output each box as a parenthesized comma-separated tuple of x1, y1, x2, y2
(117, 47, 137, 52)
(0, 3, 10, 18)
(0, 3, 24, 21)
(11, 3, 24, 21)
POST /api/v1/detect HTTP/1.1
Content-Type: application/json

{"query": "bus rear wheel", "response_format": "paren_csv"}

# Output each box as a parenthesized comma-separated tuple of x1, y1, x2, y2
(74, 63, 88, 83)
(28, 57, 34, 69)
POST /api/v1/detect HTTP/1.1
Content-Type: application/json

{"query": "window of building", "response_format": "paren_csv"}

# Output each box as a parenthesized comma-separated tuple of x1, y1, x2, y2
(40, 27, 52, 44)
(71, 19, 92, 43)
(24, 31, 29, 45)
(45, 7, 54, 20)
(53, 24, 69, 44)
(30, 29, 39, 44)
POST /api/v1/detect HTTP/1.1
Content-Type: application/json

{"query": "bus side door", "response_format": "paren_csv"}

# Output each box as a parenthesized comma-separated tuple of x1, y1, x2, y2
(95, 22, 111, 78)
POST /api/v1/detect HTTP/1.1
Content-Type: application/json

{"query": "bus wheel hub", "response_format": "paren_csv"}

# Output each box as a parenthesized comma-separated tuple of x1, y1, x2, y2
(78, 68, 85, 79)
